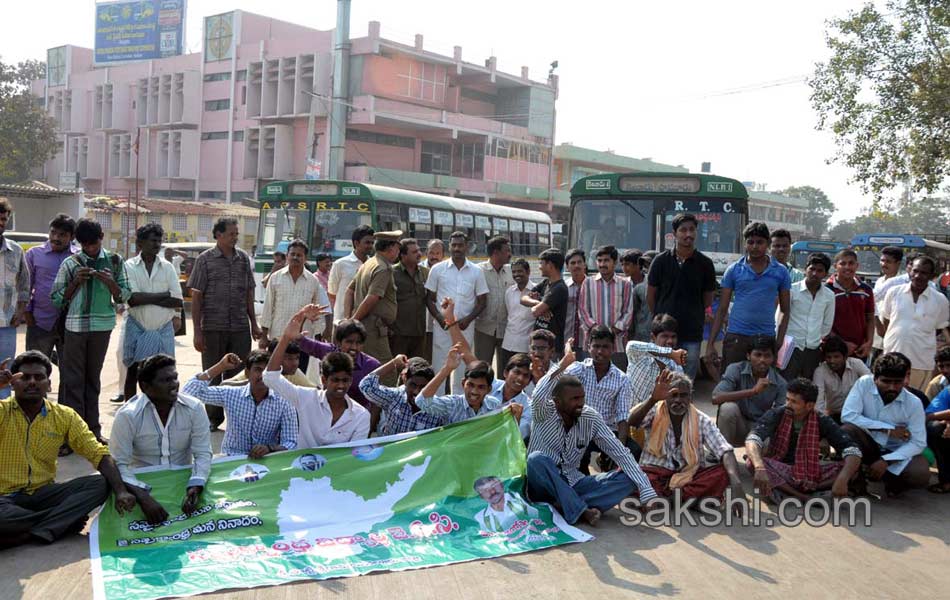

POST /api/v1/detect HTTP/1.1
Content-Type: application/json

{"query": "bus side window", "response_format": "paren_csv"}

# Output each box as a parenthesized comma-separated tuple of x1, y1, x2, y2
(473, 226, 489, 258)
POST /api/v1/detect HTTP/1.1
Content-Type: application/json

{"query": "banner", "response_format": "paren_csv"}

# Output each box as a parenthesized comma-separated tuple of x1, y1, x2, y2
(91, 411, 591, 600)
(95, 0, 186, 65)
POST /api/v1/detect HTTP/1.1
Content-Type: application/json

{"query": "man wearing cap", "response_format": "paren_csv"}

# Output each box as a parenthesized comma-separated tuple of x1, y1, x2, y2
(346, 231, 402, 379)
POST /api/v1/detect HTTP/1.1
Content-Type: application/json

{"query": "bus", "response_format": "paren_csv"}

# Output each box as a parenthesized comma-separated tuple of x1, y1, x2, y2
(790, 240, 848, 269)
(568, 172, 749, 274)
(254, 180, 553, 298)
(850, 234, 950, 283)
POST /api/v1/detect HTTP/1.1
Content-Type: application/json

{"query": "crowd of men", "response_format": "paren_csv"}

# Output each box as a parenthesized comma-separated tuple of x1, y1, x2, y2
(2, 201, 950, 548)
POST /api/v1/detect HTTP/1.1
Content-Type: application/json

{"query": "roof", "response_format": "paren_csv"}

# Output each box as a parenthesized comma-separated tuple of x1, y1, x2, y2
(363, 183, 552, 223)
(0, 183, 82, 198)
(85, 196, 259, 217)
(554, 144, 687, 173)
(748, 191, 809, 209)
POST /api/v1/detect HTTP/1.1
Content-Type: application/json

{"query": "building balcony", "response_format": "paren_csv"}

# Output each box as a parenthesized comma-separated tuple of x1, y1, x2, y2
(349, 95, 537, 142)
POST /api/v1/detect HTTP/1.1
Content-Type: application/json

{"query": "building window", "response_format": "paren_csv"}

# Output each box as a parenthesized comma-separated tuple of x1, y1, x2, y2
(452, 142, 484, 179)
(198, 214, 214, 230)
(121, 213, 137, 232)
(421, 141, 452, 175)
(200, 131, 229, 141)
(347, 129, 415, 149)
(94, 212, 112, 228)
(235, 69, 247, 81)
(486, 139, 549, 164)
(204, 99, 230, 111)
(460, 87, 496, 104)
(148, 188, 193, 200)
(198, 192, 226, 201)
(232, 130, 244, 142)
(203, 71, 232, 82)
(241, 86, 246, 105)
(399, 60, 448, 103)
(173, 214, 188, 231)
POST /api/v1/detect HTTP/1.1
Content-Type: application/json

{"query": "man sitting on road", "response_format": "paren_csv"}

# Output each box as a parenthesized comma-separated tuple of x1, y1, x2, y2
(264, 307, 370, 446)
(841, 352, 930, 497)
(712, 335, 788, 446)
(359, 355, 445, 436)
(745, 378, 862, 502)
(183, 351, 298, 458)
(0, 351, 135, 548)
(924, 346, 950, 399)
(442, 297, 532, 439)
(626, 313, 688, 408)
(110, 354, 213, 525)
(415, 348, 508, 425)
(533, 327, 638, 472)
(629, 371, 744, 503)
(925, 385, 950, 494)
(224, 339, 315, 388)
(812, 335, 870, 423)
(527, 346, 658, 526)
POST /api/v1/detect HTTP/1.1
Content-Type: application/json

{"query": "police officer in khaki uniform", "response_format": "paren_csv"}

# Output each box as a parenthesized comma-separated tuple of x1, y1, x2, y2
(347, 230, 401, 382)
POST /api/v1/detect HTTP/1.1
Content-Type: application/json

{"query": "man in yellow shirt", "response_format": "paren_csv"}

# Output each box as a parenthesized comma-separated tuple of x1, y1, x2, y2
(0, 351, 135, 548)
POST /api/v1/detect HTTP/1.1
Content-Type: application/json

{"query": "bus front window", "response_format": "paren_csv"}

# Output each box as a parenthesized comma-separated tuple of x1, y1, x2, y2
(258, 207, 309, 255)
(662, 211, 742, 255)
(854, 248, 886, 278)
(570, 199, 653, 269)
(311, 210, 373, 255)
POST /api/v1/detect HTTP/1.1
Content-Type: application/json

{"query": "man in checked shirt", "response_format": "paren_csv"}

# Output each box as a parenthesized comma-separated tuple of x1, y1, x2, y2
(533, 326, 638, 474)
(528, 341, 658, 526)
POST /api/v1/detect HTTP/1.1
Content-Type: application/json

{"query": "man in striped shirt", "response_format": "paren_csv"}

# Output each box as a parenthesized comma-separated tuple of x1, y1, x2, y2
(533, 326, 636, 474)
(359, 355, 446, 435)
(577, 245, 633, 370)
(527, 346, 657, 525)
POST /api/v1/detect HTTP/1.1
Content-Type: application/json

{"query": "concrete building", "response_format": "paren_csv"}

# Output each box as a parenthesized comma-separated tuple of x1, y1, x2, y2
(33, 10, 558, 213)
(551, 143, 687, 221)
(747, 190, 809, 238)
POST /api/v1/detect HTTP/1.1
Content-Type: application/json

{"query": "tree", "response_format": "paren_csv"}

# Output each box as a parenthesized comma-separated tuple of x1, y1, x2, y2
(779, 185, 835, 238)
(0, 58, 58, 184)
(828, 196, 950, 240)
(810, 0, 950, 200)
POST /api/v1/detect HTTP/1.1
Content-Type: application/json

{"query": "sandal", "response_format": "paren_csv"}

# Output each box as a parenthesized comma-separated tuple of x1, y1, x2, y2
(928, 483, 950, 494)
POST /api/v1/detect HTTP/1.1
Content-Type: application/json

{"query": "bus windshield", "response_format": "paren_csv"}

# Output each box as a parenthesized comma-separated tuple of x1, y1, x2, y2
(311, 210, 373, 255)
(661, 211, 742, 255)
(258, 207, 309, 254)
(854, 248, 884, 277)
(570, 199, 653, 269)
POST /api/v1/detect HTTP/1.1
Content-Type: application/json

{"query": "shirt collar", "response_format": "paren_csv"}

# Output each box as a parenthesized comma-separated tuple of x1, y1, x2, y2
(739, 361, 780, 383)
(10, 397, 49, 417)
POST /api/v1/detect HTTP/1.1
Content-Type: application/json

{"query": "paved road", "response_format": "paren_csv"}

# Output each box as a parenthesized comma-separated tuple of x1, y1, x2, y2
(2, 318, 948, 599)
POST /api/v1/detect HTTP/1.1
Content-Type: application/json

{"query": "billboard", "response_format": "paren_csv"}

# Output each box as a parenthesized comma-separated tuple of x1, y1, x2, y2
(94, 0, 186, 65)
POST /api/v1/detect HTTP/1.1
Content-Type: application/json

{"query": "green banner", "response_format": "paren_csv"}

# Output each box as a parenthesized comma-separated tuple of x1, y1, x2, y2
(91, 410, 591, 600)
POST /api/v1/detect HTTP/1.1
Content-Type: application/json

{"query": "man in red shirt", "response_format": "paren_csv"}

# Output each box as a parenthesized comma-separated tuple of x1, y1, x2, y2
(826, 249, 874, 359)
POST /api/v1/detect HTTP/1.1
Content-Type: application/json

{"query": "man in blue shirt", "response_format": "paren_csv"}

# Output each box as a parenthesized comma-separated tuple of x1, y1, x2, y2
(183, 350, 298, 457)
(706, 222, 791, 370)
(359, 355, 446, 435)
(925, 386, 950, 494)
(840, 352, 930, 497)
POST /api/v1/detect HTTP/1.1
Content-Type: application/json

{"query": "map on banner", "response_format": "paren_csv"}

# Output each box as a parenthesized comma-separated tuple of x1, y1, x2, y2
(91, 410, 591, 600)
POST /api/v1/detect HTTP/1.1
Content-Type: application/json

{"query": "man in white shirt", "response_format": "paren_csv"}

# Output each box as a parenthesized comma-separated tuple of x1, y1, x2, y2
(841, 352, 931, 496)
(475, 236, 514, 375)
(472, 476, 538, 534)
(263, 308, 370, 446)
(421, 239, 444, 363)
(425, 232, 488, 393)
(871, 246, 905, 364)
(327, 225, 374, 327)
(880, 256, 950, 390)
(260, 239, 331, 375)
(501, 259, 535, 369)
(779, 252, 835, 380)
(123, 224, 184, 400)
(109, 354, 212, 525)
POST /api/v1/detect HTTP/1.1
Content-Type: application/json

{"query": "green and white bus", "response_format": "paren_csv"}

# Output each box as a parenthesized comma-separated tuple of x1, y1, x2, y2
(254, 180, 553, 297)
(569, 172, 749, 274)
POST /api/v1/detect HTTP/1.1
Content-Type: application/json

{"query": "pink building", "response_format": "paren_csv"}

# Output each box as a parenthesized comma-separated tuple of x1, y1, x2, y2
(33, 10, 558, 213)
